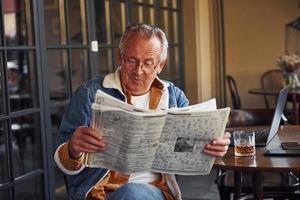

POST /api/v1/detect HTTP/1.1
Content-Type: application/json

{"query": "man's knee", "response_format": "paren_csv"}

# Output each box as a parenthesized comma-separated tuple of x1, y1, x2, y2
(106, 183, 164, 200)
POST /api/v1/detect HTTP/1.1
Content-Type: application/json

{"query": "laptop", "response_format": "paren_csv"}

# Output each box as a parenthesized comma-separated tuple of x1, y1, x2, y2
(229, 86, 289, 147)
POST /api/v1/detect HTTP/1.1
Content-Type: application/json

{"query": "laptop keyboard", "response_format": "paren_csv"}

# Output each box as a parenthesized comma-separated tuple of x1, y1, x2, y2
(254, 130, 269, 143)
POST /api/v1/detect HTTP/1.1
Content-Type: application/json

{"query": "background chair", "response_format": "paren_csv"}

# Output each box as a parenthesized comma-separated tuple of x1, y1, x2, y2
(216, 75, 299, 200)
(226, 75, 242, 109)
(260, 69, 284, 109)
(260, 69, 299, 124)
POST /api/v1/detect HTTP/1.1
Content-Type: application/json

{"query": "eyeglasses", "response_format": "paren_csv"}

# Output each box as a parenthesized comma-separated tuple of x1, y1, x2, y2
(121, 54, 160, 74)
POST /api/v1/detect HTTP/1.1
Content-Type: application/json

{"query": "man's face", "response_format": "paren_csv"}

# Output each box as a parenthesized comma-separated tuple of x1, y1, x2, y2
(119, 34, 165, 96)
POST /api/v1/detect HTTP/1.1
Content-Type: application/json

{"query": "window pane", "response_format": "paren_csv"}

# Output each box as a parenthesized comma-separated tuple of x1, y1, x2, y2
(44, 0, 67, 45)
(143, 7, 155, 25)
(133, 0, 155, 5)
(0, 189, 10, 200)
(0, 121, 9, 184)
(169, 12, 178, 43)
(47, 50, 69, 102)
(14, 174, 44, 199)
(111, 1, 126, 45)
(158, 10, 169, 43)
(96, 48, 113, 76)
(71, 49, 89, 92)
(132, 5, 143, 24)
(7, 51, 37, 112)
(168, 46, 179, 78)
(68, 0, 88, 45)
(160, 0, 177, 8)
(94, 0, 111, 45)
(12, 113, 42, 177)
(132, 5, 155, 25)
(51, 106, 68, 199)
(0, 52, 5, 114)
(4, 0, 34, 46)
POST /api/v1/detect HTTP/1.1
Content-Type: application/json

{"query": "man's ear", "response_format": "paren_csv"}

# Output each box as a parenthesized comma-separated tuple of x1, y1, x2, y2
(157, 59, 167, 74)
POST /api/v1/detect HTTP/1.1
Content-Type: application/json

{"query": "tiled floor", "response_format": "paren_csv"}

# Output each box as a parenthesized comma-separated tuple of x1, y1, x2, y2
(177, 169, 221, 200)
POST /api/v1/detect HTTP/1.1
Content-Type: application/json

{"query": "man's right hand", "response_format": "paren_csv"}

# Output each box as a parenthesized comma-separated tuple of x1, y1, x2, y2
(68, 126, 106, 159)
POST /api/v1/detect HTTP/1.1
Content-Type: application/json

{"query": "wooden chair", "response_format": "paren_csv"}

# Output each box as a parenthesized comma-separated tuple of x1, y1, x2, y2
(226, 75, 242, 109)
(260, 69, 284, 109)
(260, 69, 299, 124)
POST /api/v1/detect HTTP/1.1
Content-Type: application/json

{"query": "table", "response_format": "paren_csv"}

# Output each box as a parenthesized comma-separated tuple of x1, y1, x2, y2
(249, 88, 300, 124)
(214, 125, 300, 200)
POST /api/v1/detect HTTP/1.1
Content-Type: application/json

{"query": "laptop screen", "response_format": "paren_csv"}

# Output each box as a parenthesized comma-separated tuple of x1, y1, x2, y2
(266, 86, 289, 145)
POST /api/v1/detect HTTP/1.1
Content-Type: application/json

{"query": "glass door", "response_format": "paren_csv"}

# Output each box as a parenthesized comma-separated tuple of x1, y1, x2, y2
(0, 0, 47, 199)
(42, 0, 91, 199)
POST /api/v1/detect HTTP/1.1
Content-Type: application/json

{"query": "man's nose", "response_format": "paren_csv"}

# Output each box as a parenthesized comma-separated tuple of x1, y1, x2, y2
(133, 63, 144, 74)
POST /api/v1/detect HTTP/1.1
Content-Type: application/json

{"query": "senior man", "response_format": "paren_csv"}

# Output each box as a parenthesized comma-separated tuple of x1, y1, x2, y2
(54, 23, 230, 200)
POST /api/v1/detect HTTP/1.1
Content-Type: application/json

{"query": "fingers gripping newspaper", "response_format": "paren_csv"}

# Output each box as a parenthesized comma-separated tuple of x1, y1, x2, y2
(84, 90, 230, 175)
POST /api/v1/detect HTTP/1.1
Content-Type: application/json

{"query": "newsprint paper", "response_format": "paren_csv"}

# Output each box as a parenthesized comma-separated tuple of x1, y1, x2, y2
(84, 90, 230, 175)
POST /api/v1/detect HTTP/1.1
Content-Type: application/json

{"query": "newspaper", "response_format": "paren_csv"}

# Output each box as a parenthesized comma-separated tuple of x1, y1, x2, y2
(84, 90, 230, 175)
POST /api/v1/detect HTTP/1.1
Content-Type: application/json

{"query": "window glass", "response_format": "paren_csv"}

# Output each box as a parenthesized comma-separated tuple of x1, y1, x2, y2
(47, 49, 69, 102)
(158, 10, 169, 42)
(111, 1, 127, 45)
(12, 113, 42, 178)
(168, 46, 179, 78)
(0, 121, 9, 184)
(0, 189, 10, 200)
(132, 5, 143, 24)
(68, 0, 88, 45)
(160, 0, 177, 8)
(168, 12, 178, 43)
(4, 0, 34, 46)
(14, 174, 44, 199)
(0, 52, 5, 114)
(7, 51, 37, 112)
(94, 0, 111, 45)
(44, 0, 67, 45)
(71, 49, 89, 92)
(51, 106, 68, 199)
(132, 5, 155, 25)
(96, 48, 114, 76)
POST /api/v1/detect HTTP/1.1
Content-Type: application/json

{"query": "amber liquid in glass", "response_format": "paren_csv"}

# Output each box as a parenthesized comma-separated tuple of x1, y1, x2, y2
(235, 145, 255, 156)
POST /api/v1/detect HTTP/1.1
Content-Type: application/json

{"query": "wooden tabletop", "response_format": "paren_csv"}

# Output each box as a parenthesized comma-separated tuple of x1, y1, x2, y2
(214, 125, 300, 173)
(249, 88, 300, 96)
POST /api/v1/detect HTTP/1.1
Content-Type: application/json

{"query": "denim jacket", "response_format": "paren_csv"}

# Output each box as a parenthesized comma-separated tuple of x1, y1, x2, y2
(55, 71, 189, 200)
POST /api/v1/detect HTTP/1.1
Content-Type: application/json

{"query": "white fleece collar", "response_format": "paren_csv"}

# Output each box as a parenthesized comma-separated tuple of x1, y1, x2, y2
(102, 67, 170, 93)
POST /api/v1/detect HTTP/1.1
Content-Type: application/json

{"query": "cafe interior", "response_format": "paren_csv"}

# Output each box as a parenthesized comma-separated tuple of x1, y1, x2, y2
(0, 0, 299, 199)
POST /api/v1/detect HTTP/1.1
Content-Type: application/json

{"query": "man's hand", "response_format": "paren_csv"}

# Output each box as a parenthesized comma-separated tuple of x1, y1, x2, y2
(203, 132, 230, 157)
(68, 126, 106, 159)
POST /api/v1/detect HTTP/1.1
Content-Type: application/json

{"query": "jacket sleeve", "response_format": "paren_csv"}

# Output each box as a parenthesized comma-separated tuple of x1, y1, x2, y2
(166, 81, 189, 108)
(54, 84, 93, 174)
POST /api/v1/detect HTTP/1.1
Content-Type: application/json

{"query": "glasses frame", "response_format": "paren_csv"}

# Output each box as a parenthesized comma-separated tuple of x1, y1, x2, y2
(121, 53, 160, 74)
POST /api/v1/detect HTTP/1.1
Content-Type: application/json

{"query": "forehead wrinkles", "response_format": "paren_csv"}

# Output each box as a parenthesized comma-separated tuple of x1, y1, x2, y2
(123, 35, 162, 59)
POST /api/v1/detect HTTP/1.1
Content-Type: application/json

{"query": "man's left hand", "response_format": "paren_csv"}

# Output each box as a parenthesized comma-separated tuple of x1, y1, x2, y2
(203, 132, 231, 157)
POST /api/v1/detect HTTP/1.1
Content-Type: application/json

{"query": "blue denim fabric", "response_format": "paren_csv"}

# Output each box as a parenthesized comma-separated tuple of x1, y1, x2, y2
(106, 183, 165, 200)
(56, 76, 189, 200)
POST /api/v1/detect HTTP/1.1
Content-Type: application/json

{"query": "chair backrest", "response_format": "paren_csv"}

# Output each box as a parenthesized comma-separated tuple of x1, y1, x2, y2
(226, 75, 241, 109)
(261, 69, 283, 109)
(227, 109, 274, 128)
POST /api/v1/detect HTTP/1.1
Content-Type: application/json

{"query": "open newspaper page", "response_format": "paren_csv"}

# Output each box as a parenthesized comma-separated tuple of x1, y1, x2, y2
(85, 104, 167, 174)
(86, 90, 230, 175)
(151, 107, 230, 175)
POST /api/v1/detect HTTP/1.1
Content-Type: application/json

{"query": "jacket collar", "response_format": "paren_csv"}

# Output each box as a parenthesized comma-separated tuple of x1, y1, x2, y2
(102, 67, 169, 94)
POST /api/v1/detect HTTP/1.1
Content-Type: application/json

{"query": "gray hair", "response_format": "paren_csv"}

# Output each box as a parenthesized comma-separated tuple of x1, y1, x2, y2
(119, 23, 168, 61)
